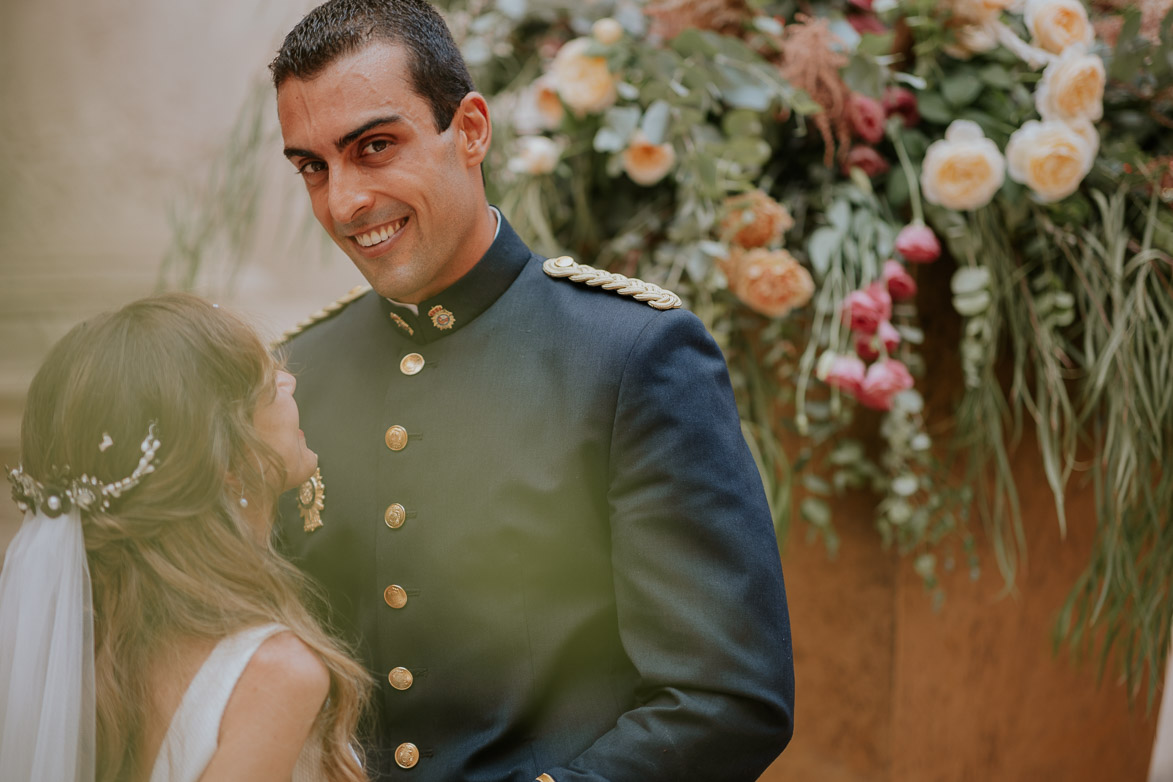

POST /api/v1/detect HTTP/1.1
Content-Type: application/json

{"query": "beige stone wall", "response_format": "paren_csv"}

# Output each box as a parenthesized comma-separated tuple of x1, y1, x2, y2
(0, 0, 366, 458)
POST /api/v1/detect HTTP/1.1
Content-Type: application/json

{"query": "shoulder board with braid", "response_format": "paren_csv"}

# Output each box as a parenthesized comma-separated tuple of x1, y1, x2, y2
(541, 256, 682, 310)
(272, 285, 371, 348)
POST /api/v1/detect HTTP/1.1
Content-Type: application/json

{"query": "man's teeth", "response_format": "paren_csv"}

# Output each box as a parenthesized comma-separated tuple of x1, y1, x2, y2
(355, 218, 406, 248)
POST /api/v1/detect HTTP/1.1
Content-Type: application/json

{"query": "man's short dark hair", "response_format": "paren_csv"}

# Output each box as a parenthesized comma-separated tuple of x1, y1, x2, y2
(270, 0, 475, 132)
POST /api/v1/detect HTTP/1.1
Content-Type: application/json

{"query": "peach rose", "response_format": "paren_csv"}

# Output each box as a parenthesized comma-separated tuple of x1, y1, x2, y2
(622, 130, 676, 186)
(1035, 46, 1105, 122)
(1024, 0, 1094, 54)
(513, 75, 564, 134)
(1005, 119, 1098, 202)
(550, 37, 617, 117)
(920, 120, 1006, 211)
(724, 248, 816, 318)
(507, 136, 561, 176)
(720, 190, 795, 248)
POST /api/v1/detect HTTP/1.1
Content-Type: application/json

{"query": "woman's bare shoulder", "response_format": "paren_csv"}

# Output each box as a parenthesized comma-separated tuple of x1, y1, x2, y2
(202, 631, 329, 782)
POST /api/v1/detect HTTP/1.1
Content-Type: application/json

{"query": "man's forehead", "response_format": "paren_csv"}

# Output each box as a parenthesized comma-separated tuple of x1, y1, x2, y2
(276, 42, 426, 136)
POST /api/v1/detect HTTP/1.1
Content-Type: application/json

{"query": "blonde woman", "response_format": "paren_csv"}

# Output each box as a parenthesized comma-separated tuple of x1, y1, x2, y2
(0, 293, 371, 782)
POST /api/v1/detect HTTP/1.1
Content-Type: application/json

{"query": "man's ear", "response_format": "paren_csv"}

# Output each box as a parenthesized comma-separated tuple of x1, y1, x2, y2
(454, 91, 491, 168)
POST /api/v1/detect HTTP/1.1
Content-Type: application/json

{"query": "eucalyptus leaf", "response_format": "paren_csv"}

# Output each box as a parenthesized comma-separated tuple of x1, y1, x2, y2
(801, 497, 832, 528)
(953, 290, 991, 317)
(917, 92, 954, 125)
(807, 227, 842, 278)
(942, 72, 984, 108)
(640, 100, 672, 145)
(951, 266, 991, 295)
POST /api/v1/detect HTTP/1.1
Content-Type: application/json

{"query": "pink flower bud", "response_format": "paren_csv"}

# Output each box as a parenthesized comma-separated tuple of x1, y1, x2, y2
(855, 319, 901, 361)
(882, 86, 920, 127)
(857, 359, 915, 410)
(848, 12, 887, 36)
(841, 282, 892, 335)
(855, 332, 880, 361)
(823, 354, 867, 395)
(843, 145, 890, 178)
(894, 224, 941, 263)
(848, 93, 886, 145)
(882, 259, 917, 300)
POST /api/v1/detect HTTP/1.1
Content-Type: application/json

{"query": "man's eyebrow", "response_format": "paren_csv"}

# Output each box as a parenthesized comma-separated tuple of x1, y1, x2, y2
(282, 115, 403, 160)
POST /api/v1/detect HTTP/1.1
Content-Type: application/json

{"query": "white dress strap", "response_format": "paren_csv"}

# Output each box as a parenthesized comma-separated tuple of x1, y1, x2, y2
(149, 623, 287, 782)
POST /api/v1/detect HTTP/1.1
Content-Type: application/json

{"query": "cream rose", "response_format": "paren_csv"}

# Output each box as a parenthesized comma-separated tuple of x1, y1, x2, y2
(1024, 0, 1094, 54)
(508, 136, 561, 176)
(592, 17, 624, 45)
(942, 20, 999, 59)
(920, 120, 1006, 211)
(621, 130, 676, 186)
(724, 248, 815, 318)
(1035, 46, 1105, 122)
(513, 75, 564, 134)
(550, 37, 617, 117)
(1005, 119, 1098, 202)
(945, 0, 1017, 24)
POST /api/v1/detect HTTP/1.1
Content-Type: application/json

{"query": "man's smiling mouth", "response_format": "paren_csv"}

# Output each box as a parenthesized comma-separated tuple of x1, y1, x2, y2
(354, 216, 409, 248)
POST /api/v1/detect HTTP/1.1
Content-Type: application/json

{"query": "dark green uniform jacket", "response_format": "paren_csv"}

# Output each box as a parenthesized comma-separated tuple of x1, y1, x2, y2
(277, 215, 794, 781)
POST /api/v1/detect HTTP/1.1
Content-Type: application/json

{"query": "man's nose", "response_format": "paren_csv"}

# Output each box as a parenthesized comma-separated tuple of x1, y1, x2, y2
(327, 166, 376, 225)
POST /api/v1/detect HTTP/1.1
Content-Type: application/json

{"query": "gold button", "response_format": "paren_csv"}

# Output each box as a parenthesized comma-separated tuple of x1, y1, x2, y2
(388, 666, 414, 690)
(385, 503, 406, 529)
(383, 584, 407, 609)
(400, 353, 425, 375)
(395, 742, 419, 769)
(385, 425, 408, 451)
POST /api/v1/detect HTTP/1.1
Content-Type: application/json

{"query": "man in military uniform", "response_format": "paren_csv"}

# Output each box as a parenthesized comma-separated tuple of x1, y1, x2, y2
(272, 1, 794, 779)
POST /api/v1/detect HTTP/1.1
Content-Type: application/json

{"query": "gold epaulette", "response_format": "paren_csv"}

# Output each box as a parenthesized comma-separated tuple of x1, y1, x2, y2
(542, 256, 682, 310)
(272, 284, 371, 347)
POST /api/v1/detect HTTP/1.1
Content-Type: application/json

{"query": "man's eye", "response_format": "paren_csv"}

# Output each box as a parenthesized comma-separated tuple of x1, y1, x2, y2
(361, 139, 392, 155)
(296, 161, 326, 176)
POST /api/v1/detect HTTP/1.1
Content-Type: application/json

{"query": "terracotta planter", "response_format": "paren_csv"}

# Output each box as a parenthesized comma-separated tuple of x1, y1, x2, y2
(759, 431, 1159, 781)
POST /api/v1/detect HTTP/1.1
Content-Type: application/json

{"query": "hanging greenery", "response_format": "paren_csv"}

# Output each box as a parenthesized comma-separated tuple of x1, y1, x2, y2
(164, 0, 1173, 699)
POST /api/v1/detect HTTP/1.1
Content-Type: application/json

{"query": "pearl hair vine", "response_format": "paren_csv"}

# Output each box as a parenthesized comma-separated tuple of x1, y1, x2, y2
(7, 421, 162, 518)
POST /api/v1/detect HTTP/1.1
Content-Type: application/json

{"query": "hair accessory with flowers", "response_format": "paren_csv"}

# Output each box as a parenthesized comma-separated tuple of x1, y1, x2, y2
(7, 421, 161, 518)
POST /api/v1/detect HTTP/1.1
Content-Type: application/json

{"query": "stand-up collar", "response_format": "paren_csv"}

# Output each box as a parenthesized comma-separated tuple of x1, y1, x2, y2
(379, 212, 532, 344)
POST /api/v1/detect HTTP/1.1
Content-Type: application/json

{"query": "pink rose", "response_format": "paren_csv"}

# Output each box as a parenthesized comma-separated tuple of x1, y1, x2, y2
(882, 259, 917, 301)
(841, 281, 892, 335)
(882, 87, 920, 127)
(823, 354, 867, 395)
(854, 319, 901, 361)
(848, 94, 887, 145)
(894, 223, 941, 263)
(857, 359, 915, 410)
(843, 145, 890, 177)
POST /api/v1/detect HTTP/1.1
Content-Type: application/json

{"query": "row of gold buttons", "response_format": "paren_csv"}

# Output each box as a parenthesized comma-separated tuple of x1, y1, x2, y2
(388, 353, 424, 770)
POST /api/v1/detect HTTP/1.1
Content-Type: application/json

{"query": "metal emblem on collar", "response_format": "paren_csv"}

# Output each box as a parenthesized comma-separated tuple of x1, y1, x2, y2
(298, 468, 326, 533)
(389, 312, 414, 335)
(427, 305, 455, 330)
(542, 256, 682, 310)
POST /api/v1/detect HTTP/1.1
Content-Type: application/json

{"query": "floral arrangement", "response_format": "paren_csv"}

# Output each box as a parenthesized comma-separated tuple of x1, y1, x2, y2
(440, 0, 1173, 696)
(162, 0, 1173, 697)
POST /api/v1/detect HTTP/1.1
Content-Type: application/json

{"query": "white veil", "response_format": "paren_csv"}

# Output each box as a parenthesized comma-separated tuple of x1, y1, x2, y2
(0, 507, 96, 782)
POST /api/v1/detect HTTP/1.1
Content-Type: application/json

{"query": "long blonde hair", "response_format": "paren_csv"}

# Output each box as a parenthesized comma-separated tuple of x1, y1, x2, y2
(19, 293, 370, 782)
